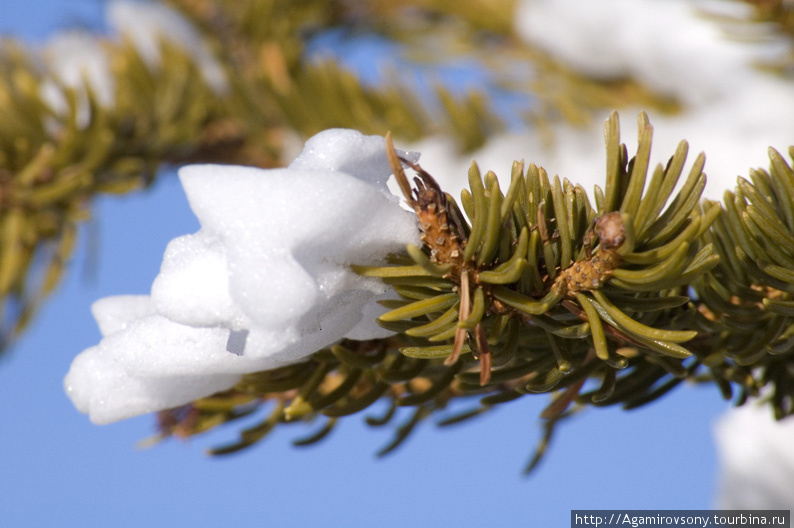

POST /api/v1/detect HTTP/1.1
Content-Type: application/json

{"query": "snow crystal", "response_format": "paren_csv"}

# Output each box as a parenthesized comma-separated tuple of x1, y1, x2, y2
(65, 129, 421, 424)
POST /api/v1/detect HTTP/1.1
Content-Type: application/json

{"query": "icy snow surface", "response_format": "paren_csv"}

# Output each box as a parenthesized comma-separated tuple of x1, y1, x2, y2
(64, 129, 420, 424)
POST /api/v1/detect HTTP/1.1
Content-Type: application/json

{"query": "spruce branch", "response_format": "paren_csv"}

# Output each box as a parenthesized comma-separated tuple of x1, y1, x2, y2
(148, 112, 793, 470)
(2, 2, 793, 478)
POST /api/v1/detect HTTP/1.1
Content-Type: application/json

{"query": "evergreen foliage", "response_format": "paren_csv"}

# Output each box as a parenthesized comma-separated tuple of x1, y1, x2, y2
(154, 113, 794, 468)
(2, 0, 793, 465)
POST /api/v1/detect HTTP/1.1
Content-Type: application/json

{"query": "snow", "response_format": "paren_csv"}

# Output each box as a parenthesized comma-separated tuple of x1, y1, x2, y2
(515, 0, 767, 107)
(39, 32, 115, 128)
(106, 0, 229, 94)
(64, 129, 421, 424)
(714, 403, 794, 509)
(38, 0, 229, 131)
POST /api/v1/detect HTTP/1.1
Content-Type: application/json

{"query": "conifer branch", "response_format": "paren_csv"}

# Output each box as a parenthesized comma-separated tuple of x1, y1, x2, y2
(2, 1, 794, 471)
(150, 112, 794, 469)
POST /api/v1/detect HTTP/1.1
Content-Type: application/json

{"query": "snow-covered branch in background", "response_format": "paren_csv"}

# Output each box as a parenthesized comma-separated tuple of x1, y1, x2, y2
(415, 0, 794, 201)
(107, 0, 228, 93)
(64, 129, 420, 424)
(39, 32, 115, 128)
(38, 0, 228, 130)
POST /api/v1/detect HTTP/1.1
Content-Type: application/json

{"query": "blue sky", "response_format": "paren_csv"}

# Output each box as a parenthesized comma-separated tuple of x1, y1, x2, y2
(0, 3, 731, 526)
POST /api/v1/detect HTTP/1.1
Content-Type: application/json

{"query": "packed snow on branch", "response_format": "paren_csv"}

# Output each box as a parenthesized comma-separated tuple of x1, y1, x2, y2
(64, 129, 420, 424)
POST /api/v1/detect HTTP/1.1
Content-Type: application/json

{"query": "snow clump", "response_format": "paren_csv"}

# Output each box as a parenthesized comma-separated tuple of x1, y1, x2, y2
(714, 402, 794, 509)
(64, 129, 421, 424)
